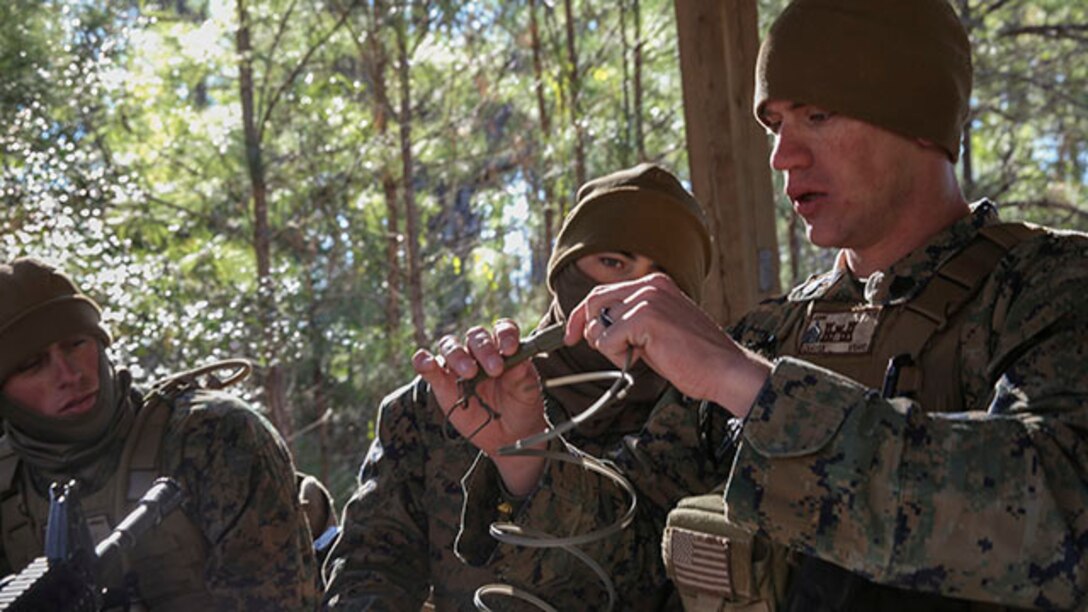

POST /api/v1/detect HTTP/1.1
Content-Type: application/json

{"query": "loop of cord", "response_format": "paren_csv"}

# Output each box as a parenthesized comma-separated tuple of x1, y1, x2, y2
(473, 350, 638, 611)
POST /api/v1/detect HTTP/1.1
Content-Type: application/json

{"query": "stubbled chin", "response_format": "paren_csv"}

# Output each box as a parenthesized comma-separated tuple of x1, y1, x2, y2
(804, 223, 841, 249)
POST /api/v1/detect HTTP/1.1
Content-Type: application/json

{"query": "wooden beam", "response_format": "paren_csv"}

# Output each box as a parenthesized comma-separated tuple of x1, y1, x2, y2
(675, 0, 780, 326)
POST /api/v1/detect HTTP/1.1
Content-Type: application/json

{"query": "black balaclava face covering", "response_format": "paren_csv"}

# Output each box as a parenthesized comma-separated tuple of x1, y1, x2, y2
(0, 344, 135, 486)
(532, 263, 668, 444)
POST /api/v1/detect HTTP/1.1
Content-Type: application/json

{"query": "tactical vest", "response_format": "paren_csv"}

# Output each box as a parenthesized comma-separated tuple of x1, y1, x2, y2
(663, 223, 1042, 612)
(0, 386, 220, 609)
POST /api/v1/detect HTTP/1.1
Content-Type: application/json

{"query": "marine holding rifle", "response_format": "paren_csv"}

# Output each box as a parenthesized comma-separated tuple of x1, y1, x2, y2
(0, 258, 319, 610)
(324, 163, 736, 609)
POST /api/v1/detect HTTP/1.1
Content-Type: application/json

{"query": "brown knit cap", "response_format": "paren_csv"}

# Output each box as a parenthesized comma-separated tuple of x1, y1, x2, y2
(547, 163, 712, 302)
(0, 258, 112, 383)
(754, 0, 972, 161)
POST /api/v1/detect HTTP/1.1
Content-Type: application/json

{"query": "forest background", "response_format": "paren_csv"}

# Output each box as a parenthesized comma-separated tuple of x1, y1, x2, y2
(2, 0, 1085, 503)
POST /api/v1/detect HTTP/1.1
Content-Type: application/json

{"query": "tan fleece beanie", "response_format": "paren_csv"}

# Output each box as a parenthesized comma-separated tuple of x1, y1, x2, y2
(547, 163, 712, 302)
(755, 0, 972, 161)
(0, 258, 112, 383)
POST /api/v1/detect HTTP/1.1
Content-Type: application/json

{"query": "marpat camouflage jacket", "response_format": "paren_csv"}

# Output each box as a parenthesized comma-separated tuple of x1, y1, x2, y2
(157, 389, 320, 609)
(324, 372, 733, 610)
(454, 202, 1088, 610)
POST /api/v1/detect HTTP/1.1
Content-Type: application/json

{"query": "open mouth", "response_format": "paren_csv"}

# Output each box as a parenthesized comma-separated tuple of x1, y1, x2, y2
(791, 191, 827, 215)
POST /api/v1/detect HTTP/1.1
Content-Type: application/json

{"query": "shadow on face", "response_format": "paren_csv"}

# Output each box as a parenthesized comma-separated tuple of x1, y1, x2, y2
(1, 334, 100, 418)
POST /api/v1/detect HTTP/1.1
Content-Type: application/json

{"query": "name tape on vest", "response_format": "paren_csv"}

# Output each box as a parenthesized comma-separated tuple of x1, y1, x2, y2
(799, 307, 882, 355)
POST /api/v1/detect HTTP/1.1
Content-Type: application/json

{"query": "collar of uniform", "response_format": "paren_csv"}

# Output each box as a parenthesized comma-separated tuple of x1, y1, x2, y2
(786, 200, 999, 305)
(864, 199, 999, 305)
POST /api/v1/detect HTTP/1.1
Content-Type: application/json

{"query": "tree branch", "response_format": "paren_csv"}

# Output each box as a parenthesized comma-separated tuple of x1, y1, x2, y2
(257, 0, 364, 141)
(1000, 23, 1088, 42)
(1003, 198, 1088, 224)
(256, 0, 300, 123)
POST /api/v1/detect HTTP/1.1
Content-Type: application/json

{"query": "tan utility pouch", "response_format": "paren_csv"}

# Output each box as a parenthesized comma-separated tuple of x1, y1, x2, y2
(663, 492, 789, 612)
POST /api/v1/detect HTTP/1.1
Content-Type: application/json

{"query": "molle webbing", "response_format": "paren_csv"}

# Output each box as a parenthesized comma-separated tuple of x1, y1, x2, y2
(885, 223, 1042, 400)
(773, 223, 1042, 409)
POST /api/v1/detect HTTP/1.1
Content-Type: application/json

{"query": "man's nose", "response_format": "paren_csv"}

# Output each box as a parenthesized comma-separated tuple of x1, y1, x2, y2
(770, 126, 812, 172)
(52, 351, 83, 386)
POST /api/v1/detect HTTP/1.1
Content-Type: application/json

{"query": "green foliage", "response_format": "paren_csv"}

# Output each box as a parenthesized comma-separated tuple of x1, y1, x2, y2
(3, 0, 1085, 504)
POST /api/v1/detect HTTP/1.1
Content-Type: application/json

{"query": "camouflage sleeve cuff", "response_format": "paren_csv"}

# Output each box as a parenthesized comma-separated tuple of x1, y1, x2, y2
(724, 356, 909, 569)
(741, 356, 870, 457)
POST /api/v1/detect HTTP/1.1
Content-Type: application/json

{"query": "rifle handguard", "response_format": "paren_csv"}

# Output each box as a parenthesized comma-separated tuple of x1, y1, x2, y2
(95, 478, 184, 564)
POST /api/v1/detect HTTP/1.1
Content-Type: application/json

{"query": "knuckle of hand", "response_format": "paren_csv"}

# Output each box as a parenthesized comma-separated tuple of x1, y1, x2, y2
(467, 328, 493, 346)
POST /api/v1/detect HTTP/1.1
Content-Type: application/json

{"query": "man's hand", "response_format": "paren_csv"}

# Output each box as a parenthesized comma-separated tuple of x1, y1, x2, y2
(564, 273, 772, 418)
(414, 319, 547, 495)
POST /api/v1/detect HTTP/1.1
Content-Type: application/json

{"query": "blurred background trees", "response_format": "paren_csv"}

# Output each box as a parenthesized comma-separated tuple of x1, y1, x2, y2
(2, 0, 1085, 502)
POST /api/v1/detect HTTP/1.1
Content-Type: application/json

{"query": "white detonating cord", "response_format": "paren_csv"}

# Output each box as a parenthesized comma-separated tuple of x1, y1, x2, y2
(474, 350, 638, 612)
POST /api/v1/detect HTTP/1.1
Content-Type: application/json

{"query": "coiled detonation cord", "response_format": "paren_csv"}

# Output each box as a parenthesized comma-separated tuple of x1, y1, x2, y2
(444, 323, 639, 612)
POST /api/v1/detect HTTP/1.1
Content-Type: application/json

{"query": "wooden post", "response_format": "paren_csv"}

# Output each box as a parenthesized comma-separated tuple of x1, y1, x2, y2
(674, 0, 780, 326)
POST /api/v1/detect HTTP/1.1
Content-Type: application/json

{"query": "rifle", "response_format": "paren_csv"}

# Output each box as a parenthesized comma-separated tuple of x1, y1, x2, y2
(0, 477, 184, 611)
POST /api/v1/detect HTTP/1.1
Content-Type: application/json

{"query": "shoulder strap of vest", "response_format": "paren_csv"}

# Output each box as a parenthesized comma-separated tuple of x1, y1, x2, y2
(117, 359, 252, 505)
(116, 396, 174, 510)
(891, 222, 1043, 397)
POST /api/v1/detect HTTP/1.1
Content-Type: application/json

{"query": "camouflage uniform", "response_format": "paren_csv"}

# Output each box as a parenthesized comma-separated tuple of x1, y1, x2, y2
(0, 376, 321, 610)
(324, 370, 733, 610)
(0, 258, 319, 609)
(155, 388, 321, 609)
(455, 202, 1088, 609)
(325, 162, 720, 610)
(322, 377, 495, 610)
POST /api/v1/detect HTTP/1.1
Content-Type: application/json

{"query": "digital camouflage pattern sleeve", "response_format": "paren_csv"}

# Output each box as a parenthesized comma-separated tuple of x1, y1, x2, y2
(727, 228, 1088, 610)
(323, 377, 500, 611)
(160, 389, 320, 610)
(456, 389, 735, 608)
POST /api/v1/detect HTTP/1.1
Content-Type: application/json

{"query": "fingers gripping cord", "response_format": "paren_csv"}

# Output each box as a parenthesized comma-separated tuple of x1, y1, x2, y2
(456, 346, 638, 612)
(443, 324, 569, 443)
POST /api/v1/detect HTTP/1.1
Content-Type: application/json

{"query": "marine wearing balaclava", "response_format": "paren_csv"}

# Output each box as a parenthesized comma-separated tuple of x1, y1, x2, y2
(535, 164, 713, 442)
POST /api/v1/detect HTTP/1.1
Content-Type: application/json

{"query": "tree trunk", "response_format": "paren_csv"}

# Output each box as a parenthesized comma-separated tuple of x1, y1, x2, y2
(382, 174, 402, 340)
(633, 0, 646, 161)
(961, 117, 975, 199)
(396, 7, 427, 347)
(562, 0, 587, 195)
(619, 0, 632, 166)
(312, 352, 329, 482)
(529, 0, 557, 278)
(957, 0, 975, 199)
(235, 0, 291, 438)
(674, 0, 780, 325)
(365, 0, 403, 355)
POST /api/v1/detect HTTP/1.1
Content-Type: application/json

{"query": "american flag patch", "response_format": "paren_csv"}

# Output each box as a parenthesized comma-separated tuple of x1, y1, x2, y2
(664, 526, 733, 597)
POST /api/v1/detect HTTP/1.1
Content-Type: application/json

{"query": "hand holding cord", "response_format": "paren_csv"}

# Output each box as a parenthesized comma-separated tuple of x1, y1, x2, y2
(431, 318, 638, 612)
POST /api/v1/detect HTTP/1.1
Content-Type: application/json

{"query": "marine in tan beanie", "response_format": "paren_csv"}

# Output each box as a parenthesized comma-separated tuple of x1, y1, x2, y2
(754, 0, 972, 161)
(0, 258, 111, 384)
(0, 258, 322, 607)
